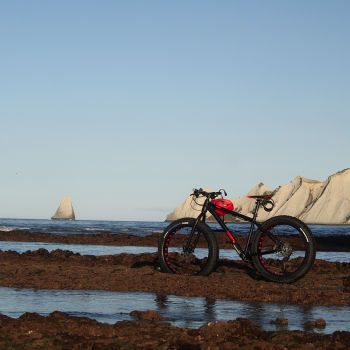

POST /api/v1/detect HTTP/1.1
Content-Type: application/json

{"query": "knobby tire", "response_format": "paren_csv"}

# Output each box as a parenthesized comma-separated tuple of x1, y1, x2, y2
(251, 215, 316, 283)
(158, 218, 218, 276)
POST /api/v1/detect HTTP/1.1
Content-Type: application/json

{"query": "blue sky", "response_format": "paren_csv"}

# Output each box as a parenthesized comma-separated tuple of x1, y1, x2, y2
(1, 0, 349, 220)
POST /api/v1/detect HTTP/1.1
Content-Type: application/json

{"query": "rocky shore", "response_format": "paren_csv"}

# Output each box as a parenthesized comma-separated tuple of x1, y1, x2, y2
(0, 230, 349, 348)
(0, 249, 349, 306)
(1, 311, 350, 349)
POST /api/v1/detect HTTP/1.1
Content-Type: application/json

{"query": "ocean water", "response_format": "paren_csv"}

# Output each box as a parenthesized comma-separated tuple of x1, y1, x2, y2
(0, 218, 349, 237)
(0, 218, 166, 236)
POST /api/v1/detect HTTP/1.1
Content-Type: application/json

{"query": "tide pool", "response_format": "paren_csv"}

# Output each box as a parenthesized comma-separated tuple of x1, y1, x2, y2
(1, 287, 349, 333)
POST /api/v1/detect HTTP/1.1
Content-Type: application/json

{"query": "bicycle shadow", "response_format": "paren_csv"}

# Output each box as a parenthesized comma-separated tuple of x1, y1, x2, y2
(130, 255, 263, 281)
(131, 255, 160, 269)
(215, 259, 263, 281)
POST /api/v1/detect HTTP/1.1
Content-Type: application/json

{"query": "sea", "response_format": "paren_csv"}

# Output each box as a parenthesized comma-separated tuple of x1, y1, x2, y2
(0, 218, 349, 237)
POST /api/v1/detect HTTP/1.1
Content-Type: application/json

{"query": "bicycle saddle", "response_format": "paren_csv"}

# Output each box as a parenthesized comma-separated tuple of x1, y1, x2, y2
(247, 194, 273, 200)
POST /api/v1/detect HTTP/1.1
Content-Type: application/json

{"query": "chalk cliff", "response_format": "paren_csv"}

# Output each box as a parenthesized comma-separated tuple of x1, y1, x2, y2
(166, 169, 350, 224)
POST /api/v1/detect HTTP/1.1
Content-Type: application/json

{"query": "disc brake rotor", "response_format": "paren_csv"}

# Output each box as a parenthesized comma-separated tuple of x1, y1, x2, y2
(274, 241, 293, 259)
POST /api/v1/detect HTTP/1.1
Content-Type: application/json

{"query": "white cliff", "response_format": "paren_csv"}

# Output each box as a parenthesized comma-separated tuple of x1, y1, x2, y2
(166, 188, 213, 221)
(300, 169, 350, 224)
(166, 169, 350, 224)
(225, 182, 272, 220)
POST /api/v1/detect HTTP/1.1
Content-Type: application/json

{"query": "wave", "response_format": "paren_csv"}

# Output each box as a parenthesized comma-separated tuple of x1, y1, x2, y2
(0, 226, 30, 232)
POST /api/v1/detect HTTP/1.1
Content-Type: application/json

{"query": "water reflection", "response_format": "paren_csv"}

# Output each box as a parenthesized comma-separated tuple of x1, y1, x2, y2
(0, 287, 349, 333)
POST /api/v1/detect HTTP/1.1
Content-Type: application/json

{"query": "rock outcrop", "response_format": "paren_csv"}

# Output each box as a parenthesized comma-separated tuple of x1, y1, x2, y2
(51, 197, 75, 220)
(166, 169, 350, 224)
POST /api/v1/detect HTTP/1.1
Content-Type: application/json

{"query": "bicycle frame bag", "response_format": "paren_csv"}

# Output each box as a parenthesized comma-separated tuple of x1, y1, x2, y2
(211, 199, 234, 216)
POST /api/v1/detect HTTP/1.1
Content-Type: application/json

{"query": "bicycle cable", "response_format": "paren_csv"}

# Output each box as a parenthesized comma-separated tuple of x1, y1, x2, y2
(190, 193, 205, 211)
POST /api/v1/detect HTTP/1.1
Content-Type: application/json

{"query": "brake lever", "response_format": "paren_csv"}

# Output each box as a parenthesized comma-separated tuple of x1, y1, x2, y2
(262, 199, 275, 212)
(219, 189, 227, 197)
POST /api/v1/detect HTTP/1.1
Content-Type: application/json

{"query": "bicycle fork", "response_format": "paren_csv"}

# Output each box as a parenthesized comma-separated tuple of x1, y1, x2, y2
(182, 214, 204, 255)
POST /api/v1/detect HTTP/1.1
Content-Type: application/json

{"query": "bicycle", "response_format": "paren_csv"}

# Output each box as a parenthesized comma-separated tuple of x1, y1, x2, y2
(158, 188, 316, 283)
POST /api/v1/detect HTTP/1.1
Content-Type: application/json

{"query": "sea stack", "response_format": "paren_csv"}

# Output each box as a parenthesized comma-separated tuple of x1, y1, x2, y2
(51, 196, 75, 220)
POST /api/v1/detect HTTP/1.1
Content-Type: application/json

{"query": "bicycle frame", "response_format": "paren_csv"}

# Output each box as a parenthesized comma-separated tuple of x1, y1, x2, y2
(190, 196, 273, 261)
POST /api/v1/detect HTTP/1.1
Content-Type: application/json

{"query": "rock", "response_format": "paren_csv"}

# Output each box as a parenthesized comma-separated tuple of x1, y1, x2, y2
(305, 318, 326, 329)
(129, 310, 164, 321)
(166, 169, 350, 225)
(51, 196, 75, 220)
(166, 188, 214, 221)
(270, 318, 288, 325)
(300, 169, 350, 224)
(1, 312, 348, 349)
(166, 183, 271, 222)
(343, 276, 350, 292)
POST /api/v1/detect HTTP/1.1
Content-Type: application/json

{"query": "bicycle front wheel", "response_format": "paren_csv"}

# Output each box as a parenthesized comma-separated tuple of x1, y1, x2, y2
(158, 218, 218, 276)
(251, 215, 316, 283)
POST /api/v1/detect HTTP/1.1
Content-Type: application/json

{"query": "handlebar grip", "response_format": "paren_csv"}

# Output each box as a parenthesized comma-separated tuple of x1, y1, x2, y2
(193, 188, 206, 197)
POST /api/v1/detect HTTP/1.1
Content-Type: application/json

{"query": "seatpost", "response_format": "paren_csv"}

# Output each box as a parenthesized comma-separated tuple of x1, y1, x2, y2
(252, 200, 261, 221)
(244, 199, 261, 259)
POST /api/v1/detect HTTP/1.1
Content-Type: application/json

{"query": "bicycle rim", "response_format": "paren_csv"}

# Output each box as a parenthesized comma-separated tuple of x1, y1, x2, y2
(163, 224, 213, 275)
(256, 222, 312, 279)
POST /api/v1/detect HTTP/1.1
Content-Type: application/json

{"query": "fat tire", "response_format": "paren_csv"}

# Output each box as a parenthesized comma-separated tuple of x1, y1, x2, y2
(251, 215, 316, 283)
(158, 218, 218, 276)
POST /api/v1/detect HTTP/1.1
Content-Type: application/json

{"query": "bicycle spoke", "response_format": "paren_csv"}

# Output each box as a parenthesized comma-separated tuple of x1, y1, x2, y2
(259, 249, 277, 256)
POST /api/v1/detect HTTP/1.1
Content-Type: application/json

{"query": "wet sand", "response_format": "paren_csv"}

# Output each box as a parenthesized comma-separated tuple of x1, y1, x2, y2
(0, 230, 349, 348)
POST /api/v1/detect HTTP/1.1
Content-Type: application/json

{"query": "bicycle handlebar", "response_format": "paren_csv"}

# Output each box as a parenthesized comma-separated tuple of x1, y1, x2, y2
(192, 188, 227, 199)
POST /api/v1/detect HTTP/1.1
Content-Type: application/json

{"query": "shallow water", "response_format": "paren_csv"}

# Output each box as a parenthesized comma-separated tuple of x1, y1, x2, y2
(1, 241, 350, 262)
(0, 287, 349, 333)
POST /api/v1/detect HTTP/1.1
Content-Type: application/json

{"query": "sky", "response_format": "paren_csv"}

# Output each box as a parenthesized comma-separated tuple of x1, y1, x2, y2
(1, 0, 349, 221)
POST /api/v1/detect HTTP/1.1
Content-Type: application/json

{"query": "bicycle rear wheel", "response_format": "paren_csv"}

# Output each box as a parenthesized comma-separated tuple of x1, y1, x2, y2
(158, 218, 218, 276)
(251, 215, 316, 283)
